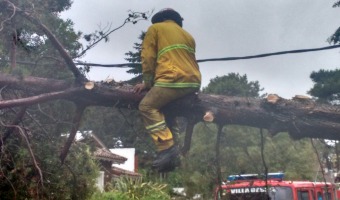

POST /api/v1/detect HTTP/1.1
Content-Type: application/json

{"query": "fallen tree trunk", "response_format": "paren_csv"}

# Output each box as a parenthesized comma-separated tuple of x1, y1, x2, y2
(1, 73, 340, 141)
(1, 0, 339, 162)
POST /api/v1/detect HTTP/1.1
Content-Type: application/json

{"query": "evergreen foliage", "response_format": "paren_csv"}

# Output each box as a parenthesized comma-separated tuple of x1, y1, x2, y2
(333, 1, 340, 7)
(180, 123, 323, 198)
(0, 1, 100, 199)
(0, 1, 336, 199)
(202, 73, 263, 97)
(309, 3, 340, 178)
(308, 69, 340, 103)
(123, 31, 146, 85)
(176, 73, 325, 198)
(125, 31, 145, 75)
(308, 68, 340, 176)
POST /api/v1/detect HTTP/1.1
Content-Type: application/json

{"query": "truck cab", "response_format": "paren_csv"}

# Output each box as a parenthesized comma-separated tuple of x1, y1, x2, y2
(214, 173, 338, 200)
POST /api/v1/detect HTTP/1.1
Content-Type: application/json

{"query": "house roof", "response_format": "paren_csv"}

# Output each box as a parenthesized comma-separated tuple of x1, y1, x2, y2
(78, 132, 128, 164)
(112, 166, 141, 177)
(94, 148, 127, 164)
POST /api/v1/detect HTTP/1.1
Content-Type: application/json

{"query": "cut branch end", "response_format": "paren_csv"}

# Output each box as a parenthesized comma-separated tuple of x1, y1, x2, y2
(203, 111, 214, 122)
(85, 82, 95, 90)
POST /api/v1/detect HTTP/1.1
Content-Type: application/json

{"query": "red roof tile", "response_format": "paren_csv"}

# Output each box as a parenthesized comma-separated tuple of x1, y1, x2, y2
(112, 166, 141, 177)
(94, 148, 127, 164)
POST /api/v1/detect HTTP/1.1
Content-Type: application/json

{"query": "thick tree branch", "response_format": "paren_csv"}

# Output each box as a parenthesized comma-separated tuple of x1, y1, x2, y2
(10, 30, 17, 70)
(1, 74, 340, 140)
(25, 18, 86, 82)
(215, 124, 223, 190)
(0, 87, 84, 109)
(0, 73, 72, 92)
(0, 106, 27, 147)
(3, 0, 86, 82)
(60, 105, 85, 163)
(182, 117, 197, 155)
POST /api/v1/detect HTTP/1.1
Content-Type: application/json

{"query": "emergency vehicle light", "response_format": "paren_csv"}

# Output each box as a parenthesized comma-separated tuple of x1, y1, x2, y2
(227, 172, 284, 181)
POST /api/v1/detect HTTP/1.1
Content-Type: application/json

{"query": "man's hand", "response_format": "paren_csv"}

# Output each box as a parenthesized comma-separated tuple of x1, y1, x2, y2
(133, 83, 147, 94)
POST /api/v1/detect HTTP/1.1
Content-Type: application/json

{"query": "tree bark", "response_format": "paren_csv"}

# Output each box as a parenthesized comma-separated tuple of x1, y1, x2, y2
(2, 0, 340, 163)
(60, 104, 85, 163)
(1, 73, 340, 140)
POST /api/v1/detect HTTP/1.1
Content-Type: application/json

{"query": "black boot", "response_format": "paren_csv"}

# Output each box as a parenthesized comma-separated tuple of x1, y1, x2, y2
(152, 145, 180, 172)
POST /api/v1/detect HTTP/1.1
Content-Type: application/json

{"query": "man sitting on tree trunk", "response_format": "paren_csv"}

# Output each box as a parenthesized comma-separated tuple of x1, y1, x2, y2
(134, 8, 201, 172)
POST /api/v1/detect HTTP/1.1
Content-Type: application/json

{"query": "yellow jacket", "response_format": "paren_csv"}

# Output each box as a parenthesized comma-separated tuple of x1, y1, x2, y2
(141, 20, 201, 88)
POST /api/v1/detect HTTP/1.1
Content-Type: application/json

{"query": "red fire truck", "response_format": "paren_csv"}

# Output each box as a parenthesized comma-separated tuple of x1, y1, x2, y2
(214, 173, 338, 200)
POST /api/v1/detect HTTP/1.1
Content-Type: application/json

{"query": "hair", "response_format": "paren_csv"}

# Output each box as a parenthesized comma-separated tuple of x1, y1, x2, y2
(151, 8, 183, 27)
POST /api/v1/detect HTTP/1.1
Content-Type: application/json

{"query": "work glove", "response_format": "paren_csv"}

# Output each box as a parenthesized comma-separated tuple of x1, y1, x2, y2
(133, 83, 148, 94)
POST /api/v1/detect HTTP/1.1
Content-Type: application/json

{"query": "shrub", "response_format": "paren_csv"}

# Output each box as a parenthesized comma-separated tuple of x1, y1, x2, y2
(90, 176, 171, 200)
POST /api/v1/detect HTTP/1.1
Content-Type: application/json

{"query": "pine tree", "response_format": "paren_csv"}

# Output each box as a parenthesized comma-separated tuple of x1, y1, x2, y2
(124, 31, 145, 84)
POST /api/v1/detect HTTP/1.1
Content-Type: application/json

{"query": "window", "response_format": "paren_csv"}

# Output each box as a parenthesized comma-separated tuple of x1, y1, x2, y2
(297, 190, 310, 200)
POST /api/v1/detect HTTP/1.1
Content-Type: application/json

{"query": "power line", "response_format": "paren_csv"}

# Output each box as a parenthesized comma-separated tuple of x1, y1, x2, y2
(197, 44, 340, 63)
(2, 44, 340, 68)
(74, 44, 340, 67)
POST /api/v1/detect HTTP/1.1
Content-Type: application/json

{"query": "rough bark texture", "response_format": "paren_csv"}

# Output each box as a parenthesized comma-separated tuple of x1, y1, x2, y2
(1, 74, 340, 141)
(2, 0, 340, 162)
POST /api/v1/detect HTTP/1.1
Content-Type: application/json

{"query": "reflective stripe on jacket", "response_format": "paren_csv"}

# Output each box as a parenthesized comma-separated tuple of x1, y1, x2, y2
(141, 20, 201, 88)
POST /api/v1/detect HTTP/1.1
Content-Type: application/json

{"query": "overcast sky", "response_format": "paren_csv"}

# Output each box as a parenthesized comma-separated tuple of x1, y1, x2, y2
(61, 0, 340, 99)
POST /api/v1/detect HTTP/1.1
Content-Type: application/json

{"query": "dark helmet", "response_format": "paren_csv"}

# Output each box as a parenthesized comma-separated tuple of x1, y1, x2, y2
(151, 8, 183, 27)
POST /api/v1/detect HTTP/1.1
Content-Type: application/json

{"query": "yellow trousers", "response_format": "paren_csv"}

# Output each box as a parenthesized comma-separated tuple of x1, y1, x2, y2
(139, 86, 198, 151)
